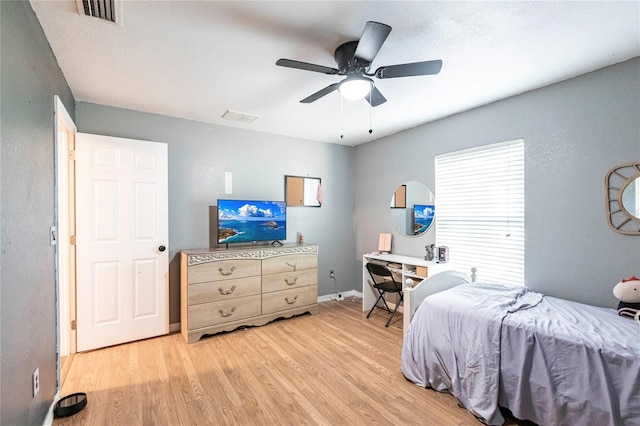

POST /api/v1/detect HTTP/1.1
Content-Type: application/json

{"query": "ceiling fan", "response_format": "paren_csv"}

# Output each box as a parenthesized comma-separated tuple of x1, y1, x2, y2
(276, 21, 443, 107)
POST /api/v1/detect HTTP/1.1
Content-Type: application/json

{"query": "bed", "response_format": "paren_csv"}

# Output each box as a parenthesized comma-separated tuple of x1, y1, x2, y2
(401, 271, 640, 425)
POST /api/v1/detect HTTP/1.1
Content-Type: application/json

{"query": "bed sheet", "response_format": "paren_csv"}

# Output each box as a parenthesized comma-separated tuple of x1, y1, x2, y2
(499, 295, 640, 425)
(401, 283, 640, 425)
(401, 282, 543, 425)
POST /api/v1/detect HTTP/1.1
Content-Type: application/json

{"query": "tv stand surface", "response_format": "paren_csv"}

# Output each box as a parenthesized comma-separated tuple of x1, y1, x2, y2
(180, 243, 318, 343)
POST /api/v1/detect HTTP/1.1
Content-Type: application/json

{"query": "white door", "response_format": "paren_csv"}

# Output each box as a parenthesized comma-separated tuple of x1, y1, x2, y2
(76, 133, 169, 352)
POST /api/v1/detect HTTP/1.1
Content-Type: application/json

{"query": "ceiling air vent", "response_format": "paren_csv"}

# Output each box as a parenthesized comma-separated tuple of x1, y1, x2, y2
(76, 0, 120, 24)
(221, 110, 259, 124)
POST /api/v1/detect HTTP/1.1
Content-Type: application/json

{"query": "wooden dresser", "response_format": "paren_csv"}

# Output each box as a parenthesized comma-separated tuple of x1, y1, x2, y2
(180, 244, 318, 343)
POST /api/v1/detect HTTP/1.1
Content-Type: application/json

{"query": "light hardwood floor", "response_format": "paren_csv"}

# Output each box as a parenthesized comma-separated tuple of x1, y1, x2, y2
(55, 299, 522, 425)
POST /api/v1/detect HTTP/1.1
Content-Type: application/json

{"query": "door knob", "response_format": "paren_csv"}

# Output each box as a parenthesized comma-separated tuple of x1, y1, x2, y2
(158, 245, 166, 252)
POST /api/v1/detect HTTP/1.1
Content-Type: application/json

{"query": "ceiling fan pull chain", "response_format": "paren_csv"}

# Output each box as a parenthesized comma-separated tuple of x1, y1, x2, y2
(340, 95, 344, 139)
(369, 91, 373, 134)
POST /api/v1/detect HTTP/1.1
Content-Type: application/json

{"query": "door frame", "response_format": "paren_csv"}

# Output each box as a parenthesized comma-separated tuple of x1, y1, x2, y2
(54, 96, 77, 366)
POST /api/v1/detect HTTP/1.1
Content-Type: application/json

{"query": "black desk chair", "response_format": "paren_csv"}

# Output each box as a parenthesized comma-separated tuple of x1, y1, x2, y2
(365, 262, 403, 327)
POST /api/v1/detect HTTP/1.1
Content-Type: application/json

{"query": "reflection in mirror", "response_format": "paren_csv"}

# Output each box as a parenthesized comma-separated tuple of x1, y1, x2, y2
(285, 175, 322, 207)
(621, 176, 640, 218)
(392, 185, 406, 208)
(389, 181, 435, 237)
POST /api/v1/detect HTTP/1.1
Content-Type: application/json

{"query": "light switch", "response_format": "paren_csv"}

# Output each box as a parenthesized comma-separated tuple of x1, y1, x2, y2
(50, 226, 57, 246)
(225, 172, 232, 194)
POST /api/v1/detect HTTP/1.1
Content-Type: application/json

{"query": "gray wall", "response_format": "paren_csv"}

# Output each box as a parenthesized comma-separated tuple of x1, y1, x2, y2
(355, 57, 640, 308)
(75, 103, 356, 325)
(1, 4, 636, 424)
(1, 1, 76, 424)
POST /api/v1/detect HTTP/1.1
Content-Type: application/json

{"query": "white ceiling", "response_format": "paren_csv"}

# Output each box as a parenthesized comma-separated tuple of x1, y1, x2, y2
(31, 1, 639, 146)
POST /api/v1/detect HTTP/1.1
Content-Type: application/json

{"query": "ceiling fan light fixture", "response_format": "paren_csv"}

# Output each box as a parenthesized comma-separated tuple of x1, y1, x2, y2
(338, 77, 372, 100)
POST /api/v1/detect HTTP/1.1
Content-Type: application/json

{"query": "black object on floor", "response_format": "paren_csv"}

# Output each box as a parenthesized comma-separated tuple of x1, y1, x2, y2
(54, 392, 87, 418)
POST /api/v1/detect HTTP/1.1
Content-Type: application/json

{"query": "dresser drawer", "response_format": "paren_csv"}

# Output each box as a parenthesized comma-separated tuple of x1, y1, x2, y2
(262, 254, 317, 275)
(187, 259, 261, 284)
(262, 285, 317, 315)
(189, 276, 261, 305)
(262, 268, 317, 293)
(188, 295, 261, 330)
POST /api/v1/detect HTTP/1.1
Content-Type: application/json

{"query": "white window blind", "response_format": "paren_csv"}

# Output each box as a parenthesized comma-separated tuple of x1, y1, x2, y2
(435, 140, 525, 285)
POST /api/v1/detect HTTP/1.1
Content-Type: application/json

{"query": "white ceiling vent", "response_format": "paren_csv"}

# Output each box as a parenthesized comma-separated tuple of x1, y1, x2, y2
(221, 110, 259, 124)
(76, 0, 121, 24)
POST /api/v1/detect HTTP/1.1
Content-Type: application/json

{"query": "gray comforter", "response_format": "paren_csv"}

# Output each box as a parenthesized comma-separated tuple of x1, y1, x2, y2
(401, 282, 640, 425)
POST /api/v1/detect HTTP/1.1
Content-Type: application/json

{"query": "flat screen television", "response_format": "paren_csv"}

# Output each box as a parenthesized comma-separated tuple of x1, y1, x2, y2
(413, 204, 435, 235)
(217, 199, 287, 244)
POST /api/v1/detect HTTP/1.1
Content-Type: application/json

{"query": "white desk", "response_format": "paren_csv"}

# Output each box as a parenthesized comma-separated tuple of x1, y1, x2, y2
(362, 252, 453, 314)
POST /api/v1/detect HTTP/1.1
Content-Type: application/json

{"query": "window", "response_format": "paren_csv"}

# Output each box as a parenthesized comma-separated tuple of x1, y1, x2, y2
(435, 140, 524, 285)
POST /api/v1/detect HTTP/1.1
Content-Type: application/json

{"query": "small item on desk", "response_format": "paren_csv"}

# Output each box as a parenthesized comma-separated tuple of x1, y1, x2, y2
(378, 233, 392, 254)
(436, 246, 449, 263)
(425, 244, 435, 261)
(405, 278, 415, 289)
(298, 232, 304, 244)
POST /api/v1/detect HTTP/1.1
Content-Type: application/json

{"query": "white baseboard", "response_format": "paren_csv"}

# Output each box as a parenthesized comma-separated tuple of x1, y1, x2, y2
(43, 390, 60, 426)
(318, 290, 362, 303)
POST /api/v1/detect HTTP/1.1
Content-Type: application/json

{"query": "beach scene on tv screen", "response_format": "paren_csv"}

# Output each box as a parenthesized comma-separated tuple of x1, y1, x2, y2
(218, 200, 286, 243)
(414, 204, 435, 234)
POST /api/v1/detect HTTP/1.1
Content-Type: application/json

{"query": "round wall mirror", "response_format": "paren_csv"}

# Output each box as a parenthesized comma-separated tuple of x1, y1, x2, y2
(605, 162, 640, 235)
(389, 181, 435, 237)
(621, 176, 640, 218)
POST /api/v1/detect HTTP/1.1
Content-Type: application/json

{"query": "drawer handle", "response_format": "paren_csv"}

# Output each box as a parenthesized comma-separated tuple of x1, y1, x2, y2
(285, 261, 297, 272)
(218, 266, 236, 276)
(285, 277, 298, 286)
(218, 306, 237, 318)
(285, 295, 298, 305)
(218, 285, 236, 295)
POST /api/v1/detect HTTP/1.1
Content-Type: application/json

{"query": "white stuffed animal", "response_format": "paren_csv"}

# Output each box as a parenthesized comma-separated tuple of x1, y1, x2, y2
(612, 276, 640, 320)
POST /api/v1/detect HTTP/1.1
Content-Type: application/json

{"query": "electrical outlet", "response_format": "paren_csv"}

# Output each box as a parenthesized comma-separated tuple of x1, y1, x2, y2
(32, 368, 40, 397)
(329, 270, 335, 278)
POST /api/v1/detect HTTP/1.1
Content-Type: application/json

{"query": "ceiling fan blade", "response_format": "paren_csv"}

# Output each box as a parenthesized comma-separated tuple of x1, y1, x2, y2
(375, 59, 443, 79)
(365, 86, 387, 107)
(276, 59, 339, 75)
(354, 21, 392, 65)
(300, 83, 340, 103)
